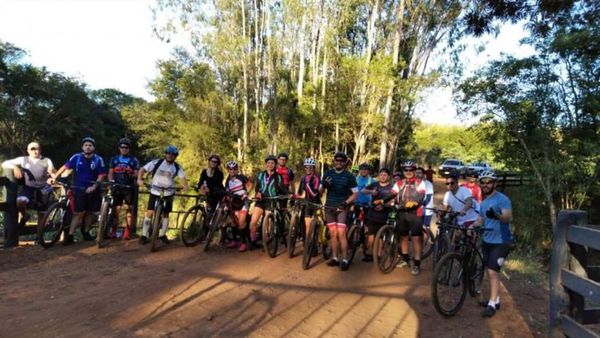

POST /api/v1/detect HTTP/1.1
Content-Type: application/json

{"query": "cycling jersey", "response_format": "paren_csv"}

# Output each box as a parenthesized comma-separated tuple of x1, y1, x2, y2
(355, 175, 374, 206)
(276, 166, 295, 188)
(226, 174, 249, 197)
(65, 153, 107, 188)
(255, 171, 284, 197)
(297, 174, 321, 202)
(391, 178, 426, 216)
(109, 155, 140, 185)
(322, 169, 358, 207)
(481, 191, 513, 244)
(142, 159, 186, 196)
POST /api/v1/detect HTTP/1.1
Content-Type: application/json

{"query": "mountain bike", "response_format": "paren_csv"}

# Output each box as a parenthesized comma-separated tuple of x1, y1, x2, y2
(179, 190, 208, 247)
(145, 184, 180, 252)
(302, 202, 341, 270)
(347, 203, 368, 264)
(286, 198, 305, 258)
(203, 193, 247, 251)
(260, 195, 290, 258)
(431, 224, 487, 317)
(37, 181, 76, 248)
(96, 181, 131, 248)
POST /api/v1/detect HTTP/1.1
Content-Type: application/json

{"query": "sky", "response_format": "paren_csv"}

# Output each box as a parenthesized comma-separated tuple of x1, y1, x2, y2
(0, 0, 535, 125)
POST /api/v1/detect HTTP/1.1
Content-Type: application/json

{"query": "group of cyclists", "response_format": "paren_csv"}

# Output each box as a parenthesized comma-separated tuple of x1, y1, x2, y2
(2, 136, 514, 318)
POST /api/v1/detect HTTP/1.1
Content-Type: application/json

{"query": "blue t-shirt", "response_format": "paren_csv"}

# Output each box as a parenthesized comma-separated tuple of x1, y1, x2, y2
(109, 155, 140, 185)
(322, 169, 358, 207)
(481, 191, 513, 244)
(355, 175, 374, 206)
(65, 153, 107, 188)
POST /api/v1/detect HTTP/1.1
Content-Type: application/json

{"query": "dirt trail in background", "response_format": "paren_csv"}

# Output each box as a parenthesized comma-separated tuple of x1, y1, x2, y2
(0, 178, 542, 337)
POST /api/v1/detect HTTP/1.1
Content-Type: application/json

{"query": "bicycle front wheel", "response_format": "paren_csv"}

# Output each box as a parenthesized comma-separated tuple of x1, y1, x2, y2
(287, 210, 302, 258)
(421, 226, 434, 260)
(96, 200, 111, 248)
(431, 252, 467, 317)
(204, 207, 223, 252)
(150, 204, 162, 252)
(347, 224, 361, 264)
(38, 202, 68, 248)
(302, 218, 319, 270)
(373, 225, 399, 273)
(262, 212, 278, 258)
(180, 204, 207, 247)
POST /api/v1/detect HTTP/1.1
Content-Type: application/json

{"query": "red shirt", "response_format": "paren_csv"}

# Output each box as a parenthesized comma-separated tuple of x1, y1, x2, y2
(461, 182, 482, 203)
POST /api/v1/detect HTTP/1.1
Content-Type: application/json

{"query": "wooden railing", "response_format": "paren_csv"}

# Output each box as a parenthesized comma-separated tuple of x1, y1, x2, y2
(549, 210, 600, 338)
(0, 169, 19, 248)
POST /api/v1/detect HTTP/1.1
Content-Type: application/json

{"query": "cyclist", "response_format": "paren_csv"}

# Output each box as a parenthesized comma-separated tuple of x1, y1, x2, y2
(275, 152, 295, 193)
(415, 167, 434, 228)
(320, 152, 358, 271)
(248, 155, 287, 249)
(361, 168, 394, 262)
(385, 160, 426, 275)
(354, 163, 374, 220)
(440, 173, 478, 229)
(224, 160, 252, 252)
(52, 136, 107, 245)
(295, 157, 322, 239)
(462, 171, 483, 204)
(107, 137, 140, 240)
(2, 142, 55, 230)
(473, 170, 513, 318)
(136, 145, 189, 245)
(392, 171, 403, 182)
(198, 154, 225, 213)
(424, 165, 435, 182)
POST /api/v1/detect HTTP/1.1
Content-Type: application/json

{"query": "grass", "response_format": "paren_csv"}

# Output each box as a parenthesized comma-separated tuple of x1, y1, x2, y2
(502, 249, 547, 287)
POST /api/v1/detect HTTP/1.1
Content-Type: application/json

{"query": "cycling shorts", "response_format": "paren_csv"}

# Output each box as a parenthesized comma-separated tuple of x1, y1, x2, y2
(397, 212, 423, 236)
(482, 242, 512, 272)
(112, 187, 136, 206)
(73, 189, 102, 213)
(325, 208, 348, 229)
(366, 220, 387, 236)
(147, 194, 174, 213)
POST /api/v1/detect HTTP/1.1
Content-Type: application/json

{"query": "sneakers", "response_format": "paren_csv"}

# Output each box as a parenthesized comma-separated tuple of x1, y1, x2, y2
(239, 243, 248, 252)
(82, 231, 94, 241)
(362, 254, 373, 262)
(396, 260, 409, 268)
(411, 265, 420, 276)
(479, 300, 501, 310)
(340, 260, 350, 271)
(63, 234, 74, 246)
(326, 258, 340, 267)
(160, 235, 170, 245)
(481, 305, 497, 317)
(226, 241, 238, 249)
(19, 213, 30, 227)
(140, 236, 148, 245)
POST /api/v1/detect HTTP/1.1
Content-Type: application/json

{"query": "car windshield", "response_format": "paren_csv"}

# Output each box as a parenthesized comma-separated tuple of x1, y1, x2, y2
(471, 162, 485, 167)
(443, 160, 460, 165)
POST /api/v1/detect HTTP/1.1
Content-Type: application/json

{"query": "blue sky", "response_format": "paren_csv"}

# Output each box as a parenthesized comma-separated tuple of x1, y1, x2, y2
(0, 0, 534, 125)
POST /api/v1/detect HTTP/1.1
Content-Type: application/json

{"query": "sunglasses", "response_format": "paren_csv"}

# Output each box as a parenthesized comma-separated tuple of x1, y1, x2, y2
(165, 152, 177, 155)
(334, 159, 345, 162)
(120, 146, 129, 149)
(445, 181, 457, 186)
(210, 160, 219, 164)
(29, 147, 39, 151)
(480, 180, 494, 185)
(228, 167, 238, 170)
(403, 169, 415, 172)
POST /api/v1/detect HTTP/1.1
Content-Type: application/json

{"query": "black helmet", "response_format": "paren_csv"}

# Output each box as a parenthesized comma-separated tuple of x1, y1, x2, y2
(265, 154, 277, 162)
(81, 136, 96, 147)
(118, 137, 131, 147)
(277, 152, 289, 159)
(358, 163, 371, 171)
(333, 152, 348, 161)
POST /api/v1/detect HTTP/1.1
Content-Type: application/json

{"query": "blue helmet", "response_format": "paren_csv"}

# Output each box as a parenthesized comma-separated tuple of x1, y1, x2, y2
(81, 136, 96, 147)
(164, 145, 179, 155)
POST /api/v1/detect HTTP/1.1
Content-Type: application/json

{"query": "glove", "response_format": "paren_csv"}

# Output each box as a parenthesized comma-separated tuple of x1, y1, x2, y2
(322, 176, 333, 189)
(486, 208, 499, 220)
(404, 201, 418, 209)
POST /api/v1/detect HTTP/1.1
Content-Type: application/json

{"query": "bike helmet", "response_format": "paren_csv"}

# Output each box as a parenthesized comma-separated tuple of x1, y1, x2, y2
(277, 152, 289, 159)
(226, 160, 238, 169)
(401, 160, 416, 169)
(164, 145, 179, 155)
(265, 154, 277, 162)
(303, 157, 316, 167)
(467, 170, 479, 178)
(118, 137, 131, 147)
(81, 136, 96, 147)
(479, 170, 496, 181)
(358, 163, 371, 171)
(333, 152, 348, 161)
(208, 154, 221, 165)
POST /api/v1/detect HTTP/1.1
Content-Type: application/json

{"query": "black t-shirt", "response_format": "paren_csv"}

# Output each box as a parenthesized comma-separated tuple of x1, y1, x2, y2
(366, 182, 394, 223)
(198, 169, 225, 196)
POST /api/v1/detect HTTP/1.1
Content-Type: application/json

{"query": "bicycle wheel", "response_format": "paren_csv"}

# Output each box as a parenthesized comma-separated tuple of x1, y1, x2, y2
(468, 249, 485, 297)
(38, 202, 67, 248)
(150, 204, 162, 252)
(432, 231, 450, 267)
(421, 227, 434, 260)
(204, 207, 223, 252)
(302, 218, 319, 270)
(321, 224, 332, 260)
(373, 225, 399, 273)
(347, 224, 361, 264)
(180, 204, 207, 247)
(431, 252, 467, 317)
(287, 210, 302, 258)
(262, 211, 278, 258)
(96, 200, 111, 248)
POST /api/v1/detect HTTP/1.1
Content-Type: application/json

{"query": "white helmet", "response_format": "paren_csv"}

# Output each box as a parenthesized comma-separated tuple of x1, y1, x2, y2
(225, 160, 239, 169)
(479, 170, 496, 181)
(304, 157, 316, 167)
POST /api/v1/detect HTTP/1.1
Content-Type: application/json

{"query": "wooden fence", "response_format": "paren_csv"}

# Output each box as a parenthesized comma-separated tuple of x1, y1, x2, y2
(0, 170, 19, 248)
(549, 210, 600, 337)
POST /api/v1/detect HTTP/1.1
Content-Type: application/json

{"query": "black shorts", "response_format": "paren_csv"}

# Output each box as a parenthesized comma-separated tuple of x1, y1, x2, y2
(397, 212, 423, 236)
(73, 189, 102, 213)
(147, 194, 174, 213)
(366, 219, 387, 236)
(112, 188, 136, 206)
(325, 208, 348, 228)
(18, 186, 50, 211)
(482, 242, 512, 272)
(303, 200, 320, 217)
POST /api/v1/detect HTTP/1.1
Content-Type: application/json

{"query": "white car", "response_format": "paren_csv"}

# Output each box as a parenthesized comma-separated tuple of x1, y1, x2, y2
(467, 162, 493, 176)
(439, 159, 466, 177)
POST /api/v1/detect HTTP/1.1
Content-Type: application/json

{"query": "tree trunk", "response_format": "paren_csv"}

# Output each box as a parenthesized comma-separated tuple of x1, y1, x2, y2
(241, 0, 249, 163)
(297, 6, 307, 100)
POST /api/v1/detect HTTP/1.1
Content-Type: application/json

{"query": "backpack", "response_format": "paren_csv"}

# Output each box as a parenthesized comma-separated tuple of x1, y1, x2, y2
(151, 158, 180, 178)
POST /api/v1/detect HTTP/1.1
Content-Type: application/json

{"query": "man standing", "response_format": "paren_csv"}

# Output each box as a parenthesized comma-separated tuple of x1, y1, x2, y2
(320, 152, 358, 271)
(2, 142, 55, 229)
(475, 170, 513, 318)
(415, 167, 434, 227)
(52, 136, 107, 245)
(108, 137, 140, 240)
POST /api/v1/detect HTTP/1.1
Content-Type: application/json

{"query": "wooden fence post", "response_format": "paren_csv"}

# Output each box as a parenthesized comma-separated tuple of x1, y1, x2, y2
(549, 210, 589, 337)
(1, 168, 19, 248)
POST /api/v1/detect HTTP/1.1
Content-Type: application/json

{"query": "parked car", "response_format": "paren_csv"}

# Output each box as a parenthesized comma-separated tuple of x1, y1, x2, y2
(438, 159, 466, 178)
(467, 162, 493, 176)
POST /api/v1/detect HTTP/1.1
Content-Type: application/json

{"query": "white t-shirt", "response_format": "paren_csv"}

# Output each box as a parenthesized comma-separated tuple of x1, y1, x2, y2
(442, 186, 479, 225)
(423, 179, 434, 216)
(2, 156, 55, 188)
(143, 159, 186, 196)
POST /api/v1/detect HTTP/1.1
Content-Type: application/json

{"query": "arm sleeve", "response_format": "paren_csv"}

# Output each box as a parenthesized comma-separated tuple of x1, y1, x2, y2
(297, 177, 305, 195)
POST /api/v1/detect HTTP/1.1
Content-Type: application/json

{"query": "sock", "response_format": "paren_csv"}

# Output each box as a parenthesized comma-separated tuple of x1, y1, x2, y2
(159, 217, 169, 236)
(142, 217, 151, 237)
(342, 259, 348, 263)
(414, 259, 421, 267)
(332, 257, 339, 261)
(495, 296, 500, 304)
(232, 227, 239, 241)
(402, 254, 410, 263)
(487, 299, 496, 307)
